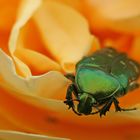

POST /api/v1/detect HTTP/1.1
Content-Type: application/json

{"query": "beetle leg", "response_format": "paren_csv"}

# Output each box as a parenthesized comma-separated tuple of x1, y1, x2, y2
(65, 74, 75, 83)
(71, 106, 82, 116)
(113, 97, 136, 112)
(99, 98, 113, 117)
(113, 98, 122, 112)
(90, 110, 100, 115)
(127, 82, 140, 92)
(90, 103, 100, 115)
(64, 84, 81, 115)
(64, 84, 75, 109)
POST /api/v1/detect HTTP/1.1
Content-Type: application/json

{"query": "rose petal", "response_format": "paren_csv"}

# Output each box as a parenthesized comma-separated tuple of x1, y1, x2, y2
(129, 37, 140, 62)
(0, 0, 19, 31)
(8, 0, 98, 74)
(86, 0, 140, 20)
(82, 0, 140, 34)
(0, 131, 69, 140)
(110, 104, 140, 121)
(33, 0, 95, 72)
(0, 49, 69, 99)
(0, 113, 22, 130)
(1, 86, 140, 140)
(15, 46, 61, 75)
(103, 35, 133, 52)
(1, 83, 140, 140)
(52, 0, 82, 11)
(13, 18, 62, 75)
(8, 0, 42, 77)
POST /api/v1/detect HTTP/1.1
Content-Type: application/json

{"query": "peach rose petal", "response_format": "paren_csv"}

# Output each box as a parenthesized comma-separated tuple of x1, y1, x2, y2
(51, 0, 82, 11)
(87, 0, 140, 20)
(8, 0, 42, 77)
(110, 104, 140, 121)
(0, 131, 69, 140)
(129, 37, 140, 62)
(1, 83, 140, 140)
(13, 21, 61, 75)
(0, 49, 69, 99)
(0, 112, 22, 130)
(82, 0, 140, 34)
(0, 0, 19, 31)
(33, 0, 95, 72)
(103, 35, 133, 52)
(15, 47, 61, 75)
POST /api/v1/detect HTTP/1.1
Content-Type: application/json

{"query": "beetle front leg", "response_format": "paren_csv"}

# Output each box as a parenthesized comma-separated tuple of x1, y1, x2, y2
(100, 99, 112, 117)
(113, 97, 136, 112)
(64, 84, 81, 115)
(65, 74, 75, 83)
(64, 84, 75, 109)
(99, 98, 113, 117)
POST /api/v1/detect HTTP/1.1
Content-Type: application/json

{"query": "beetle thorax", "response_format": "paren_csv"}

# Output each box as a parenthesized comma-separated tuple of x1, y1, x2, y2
(75, 67, 121, 100)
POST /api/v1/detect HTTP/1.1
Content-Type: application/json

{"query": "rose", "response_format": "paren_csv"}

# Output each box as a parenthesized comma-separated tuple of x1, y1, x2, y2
(0, 0, 140, 140)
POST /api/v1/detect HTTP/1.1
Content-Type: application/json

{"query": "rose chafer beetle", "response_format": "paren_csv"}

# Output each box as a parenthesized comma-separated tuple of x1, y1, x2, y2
(64, 47, 140, 116)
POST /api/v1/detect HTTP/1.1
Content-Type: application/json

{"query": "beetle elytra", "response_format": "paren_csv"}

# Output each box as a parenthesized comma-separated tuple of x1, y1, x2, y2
(64, 47, 140, 116)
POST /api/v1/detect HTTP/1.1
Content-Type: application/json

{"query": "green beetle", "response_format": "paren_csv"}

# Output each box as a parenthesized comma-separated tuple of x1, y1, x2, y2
(64, 47, 140, 116)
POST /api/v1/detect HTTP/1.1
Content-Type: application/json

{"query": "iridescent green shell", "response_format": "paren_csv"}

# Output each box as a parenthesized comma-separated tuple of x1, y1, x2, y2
(75, 47, 140, 98)
(75, 67, 120, 100)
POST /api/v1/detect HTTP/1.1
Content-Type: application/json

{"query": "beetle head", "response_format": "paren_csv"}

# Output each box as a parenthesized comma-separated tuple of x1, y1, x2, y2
(77, 93, 96, 115)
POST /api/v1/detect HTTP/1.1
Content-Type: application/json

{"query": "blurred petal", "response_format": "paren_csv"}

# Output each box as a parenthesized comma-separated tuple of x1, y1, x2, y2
(0, 131, 69, 140)
(1, 85, 140, 140)
(87, 37, 100, 55)
(34, 0, 95, 72)
(86, 0, 140, 19)
(0, 31, 10, 55)
(0, 113, 22, 130)
(111, 104, 140, 121)
(129, 36, 140, 62)
(53, 0, 82, 11)
(0, 0, 19, 31)
(104, 35, 133, 52)
(82, 0, 140, 34)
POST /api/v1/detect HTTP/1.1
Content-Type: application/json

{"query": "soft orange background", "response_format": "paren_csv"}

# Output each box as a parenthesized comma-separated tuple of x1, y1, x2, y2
(0, 0, 140, 140)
